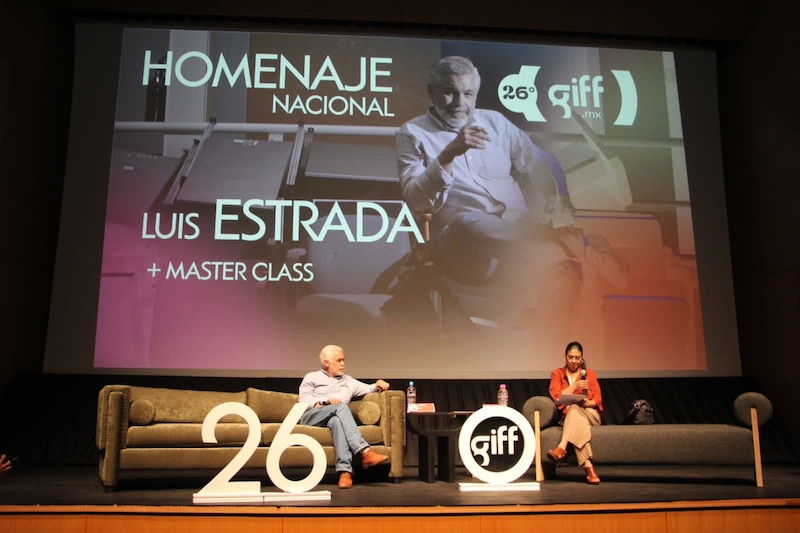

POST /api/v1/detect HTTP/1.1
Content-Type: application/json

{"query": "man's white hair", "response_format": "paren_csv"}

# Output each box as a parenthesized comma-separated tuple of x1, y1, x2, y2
(319, 344, 343, 366)
(428, 56, 481, 92)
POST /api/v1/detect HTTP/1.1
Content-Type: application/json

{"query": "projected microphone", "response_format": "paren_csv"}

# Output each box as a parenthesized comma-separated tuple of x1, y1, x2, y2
(581, 362, 587, 396)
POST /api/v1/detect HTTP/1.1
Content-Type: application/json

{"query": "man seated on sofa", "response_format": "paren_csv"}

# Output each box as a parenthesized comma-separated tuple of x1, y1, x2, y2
(299, 344, 391, 489)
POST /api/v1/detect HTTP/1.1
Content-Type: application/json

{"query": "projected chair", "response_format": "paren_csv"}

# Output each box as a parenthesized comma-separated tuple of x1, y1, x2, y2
(410, 113, 635, 338)
(412, 214, 588, 361)
(571, 212, 699, 368)
(285, 207, 437, 354)
(96, 149, 183, 367)
(416, 215, 696, 369)
(548, 110, 634, 212)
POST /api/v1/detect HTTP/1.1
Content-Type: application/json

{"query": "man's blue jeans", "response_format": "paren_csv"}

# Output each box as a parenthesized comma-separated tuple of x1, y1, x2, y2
(300, 403, 368, 473)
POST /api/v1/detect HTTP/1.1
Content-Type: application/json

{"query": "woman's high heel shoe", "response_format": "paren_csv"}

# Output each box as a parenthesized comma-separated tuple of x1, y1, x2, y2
(583, 465, 601, 484)
(546, 447, 567, 462)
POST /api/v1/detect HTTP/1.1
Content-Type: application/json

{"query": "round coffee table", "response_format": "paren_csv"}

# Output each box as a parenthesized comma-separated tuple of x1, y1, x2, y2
(407, 410, 473, 483)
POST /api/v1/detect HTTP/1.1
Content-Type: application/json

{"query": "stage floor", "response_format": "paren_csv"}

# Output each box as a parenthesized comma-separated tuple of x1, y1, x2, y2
(2, 463, 800, 510)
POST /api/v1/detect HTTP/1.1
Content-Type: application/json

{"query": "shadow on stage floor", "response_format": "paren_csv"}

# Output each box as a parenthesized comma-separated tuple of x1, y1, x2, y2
(2, 463, 800, 509)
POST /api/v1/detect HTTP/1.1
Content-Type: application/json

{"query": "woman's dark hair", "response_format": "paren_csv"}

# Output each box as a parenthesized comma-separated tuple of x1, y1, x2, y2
(565, 341, 583, 354)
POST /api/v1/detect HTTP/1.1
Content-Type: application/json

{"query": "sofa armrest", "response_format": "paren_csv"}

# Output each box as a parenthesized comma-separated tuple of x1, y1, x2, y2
(733, 392, 773, 427)
(379, 389, 406, 480)
(522, 395, 559, 429)
(367, 390, 406, 448)
(97, 385, 132, 489)
(97, 385, 132, 450)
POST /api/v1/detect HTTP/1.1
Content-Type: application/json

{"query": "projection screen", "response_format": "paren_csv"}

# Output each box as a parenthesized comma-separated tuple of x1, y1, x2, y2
(43, 24, 739, 378)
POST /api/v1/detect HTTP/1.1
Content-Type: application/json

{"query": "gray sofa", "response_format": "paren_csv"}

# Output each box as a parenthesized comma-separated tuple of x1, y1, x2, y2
(521, 392, 772, 486)
(97, 384, 406, 490)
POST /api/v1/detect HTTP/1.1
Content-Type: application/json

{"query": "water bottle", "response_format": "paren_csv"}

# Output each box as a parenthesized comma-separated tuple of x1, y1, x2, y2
(406, 381, 417, 404)
(497, 384, 509, 406)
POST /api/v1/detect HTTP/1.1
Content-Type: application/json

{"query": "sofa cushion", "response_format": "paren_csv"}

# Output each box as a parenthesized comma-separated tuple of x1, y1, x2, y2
(349, 400, 381, 425)
(246, 388, 299, 422)
(129, 399, 156, 426)
(261, 423, 384, 446)
(540, 424, 755, 465)
(126, 423, 251, 446)
(129, 386, 247, 423)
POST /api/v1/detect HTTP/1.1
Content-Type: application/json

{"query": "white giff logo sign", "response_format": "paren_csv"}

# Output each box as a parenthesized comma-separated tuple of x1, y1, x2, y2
(458, 405, 535, 485)
(499, 65, 638, 126)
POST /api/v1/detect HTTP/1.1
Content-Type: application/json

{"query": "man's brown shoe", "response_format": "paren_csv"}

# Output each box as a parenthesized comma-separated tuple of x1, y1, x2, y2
(361, 449, 389, 469)
(547, 447, 567, 463)
(584, 465, 601, 484)
(337, 472, 353, 489)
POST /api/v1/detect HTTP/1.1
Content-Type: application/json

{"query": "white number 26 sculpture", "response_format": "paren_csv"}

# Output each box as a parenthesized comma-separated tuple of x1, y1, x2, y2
(193, 402, 330, 503)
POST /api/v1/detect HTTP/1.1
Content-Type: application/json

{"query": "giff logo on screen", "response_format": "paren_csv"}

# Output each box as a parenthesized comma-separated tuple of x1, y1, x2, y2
(499, 66, 638, 126)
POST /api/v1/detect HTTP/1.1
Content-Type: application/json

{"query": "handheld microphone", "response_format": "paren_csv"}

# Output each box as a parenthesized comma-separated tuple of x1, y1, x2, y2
(581, 362, 587, 396)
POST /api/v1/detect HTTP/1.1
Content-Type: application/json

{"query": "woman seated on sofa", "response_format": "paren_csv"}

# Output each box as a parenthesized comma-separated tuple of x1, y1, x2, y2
(546, 341, 604, 484)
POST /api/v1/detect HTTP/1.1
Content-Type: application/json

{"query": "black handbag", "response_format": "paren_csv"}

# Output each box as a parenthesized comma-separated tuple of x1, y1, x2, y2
(623, 399, 654, 424)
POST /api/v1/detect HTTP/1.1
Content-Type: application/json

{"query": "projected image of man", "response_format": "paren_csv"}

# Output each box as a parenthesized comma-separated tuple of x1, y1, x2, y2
(396, 56, 625, 345)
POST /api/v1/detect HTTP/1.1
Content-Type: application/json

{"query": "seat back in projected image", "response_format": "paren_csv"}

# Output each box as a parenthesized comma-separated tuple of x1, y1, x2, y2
(574, 213, 703, 370)
(285, 208, 418, 352)
(292, 130, 401, 201)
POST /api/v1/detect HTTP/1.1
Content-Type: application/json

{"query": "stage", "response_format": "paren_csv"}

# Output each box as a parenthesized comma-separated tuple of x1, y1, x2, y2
(1, 463, 799, 532)
(2, 374, 800, 530)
